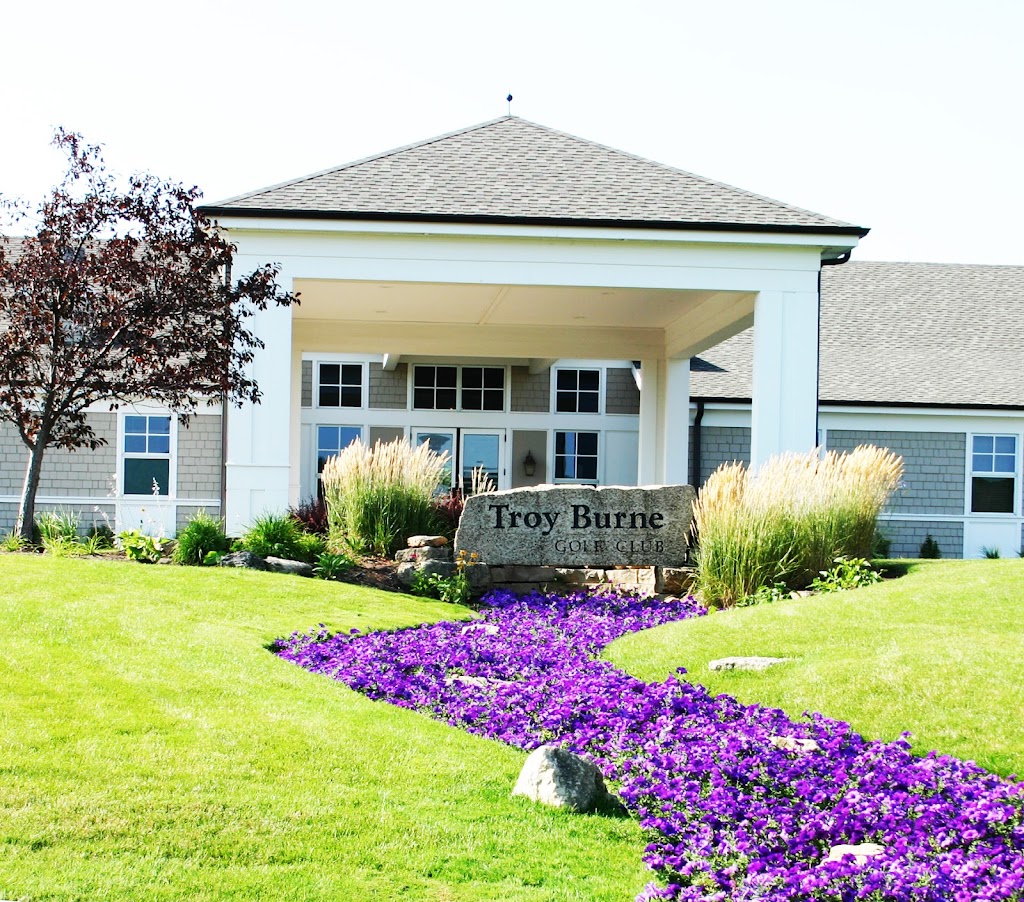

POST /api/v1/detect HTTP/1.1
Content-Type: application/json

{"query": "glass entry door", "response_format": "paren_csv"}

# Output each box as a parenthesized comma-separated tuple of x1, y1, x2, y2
(413, 430, 455, 492)
(414, 428, 506, 492)
(460, 429, 505, 492)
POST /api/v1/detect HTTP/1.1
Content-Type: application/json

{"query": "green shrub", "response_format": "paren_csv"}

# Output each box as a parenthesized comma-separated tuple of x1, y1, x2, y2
(0, 531, 29, 552)
(919, 534, 942, 559)
(239, 513, 321, 563)
(321, 438, 448, 556)
(982, 546, 1001, 559)
(313, 551, 355, 580)
(36, 509, 82, 556)
(809, 556, 882, 593)
(86, 523, 115, 548)
(173, 510, 231, 566)
(117, 530, 164, 563)
(693, 446, 903, 608)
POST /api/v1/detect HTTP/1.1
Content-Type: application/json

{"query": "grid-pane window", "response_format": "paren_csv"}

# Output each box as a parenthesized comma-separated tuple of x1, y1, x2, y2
(413, 366, 458, 410)
(970, 434, 1017, 514)
(555, 369, 600, 413)
(554, 431, 598, 482)
(123, 415, 171, 495)
(318, 363, 363, 408)
(461, 367, 505, 411)
(317, 425, 361, 474)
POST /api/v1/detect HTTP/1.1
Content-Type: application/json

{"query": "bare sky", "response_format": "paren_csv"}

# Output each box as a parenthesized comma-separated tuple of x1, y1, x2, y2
(2, 0, 1020, 264)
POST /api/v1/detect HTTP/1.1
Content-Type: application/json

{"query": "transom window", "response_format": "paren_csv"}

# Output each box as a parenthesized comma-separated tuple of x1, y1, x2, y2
(554, 431, 598, 482)
(413, 365, 505, 411)
(555, 368, 600, 413)
(461, 367, 504, 411)
(317, 425, 362, 474)
(970, 434, 1018, 514)
(318, 363, 363, 408)
(123, 415, 171, 496)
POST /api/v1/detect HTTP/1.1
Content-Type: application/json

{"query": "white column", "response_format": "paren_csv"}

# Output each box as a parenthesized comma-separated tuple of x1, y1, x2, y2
(659, 358, 690, 484)
(750, 289, 819, 468)
(637, 358, 659, 485)
(224, 263, 295, 534)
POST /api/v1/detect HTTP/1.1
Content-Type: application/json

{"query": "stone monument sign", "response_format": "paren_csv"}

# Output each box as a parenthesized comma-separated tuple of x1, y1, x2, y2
(455, 484, 696, 567)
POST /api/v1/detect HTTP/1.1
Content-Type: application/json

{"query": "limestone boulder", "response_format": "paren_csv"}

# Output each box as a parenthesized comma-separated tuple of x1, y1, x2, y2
(512, 745, 611, 813)
(708, 656, 791, 672)
(265, 557, 315, 578)
(407, 535, 449, 548)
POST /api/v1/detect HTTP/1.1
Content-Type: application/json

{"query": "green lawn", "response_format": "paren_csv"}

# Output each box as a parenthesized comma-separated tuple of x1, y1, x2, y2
(0, 556, 648, 901)
(608, 558, 1024, 778)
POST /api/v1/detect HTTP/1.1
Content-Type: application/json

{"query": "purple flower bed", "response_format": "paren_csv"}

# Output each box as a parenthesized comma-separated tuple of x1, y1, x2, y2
(276, 590, 1024, 900)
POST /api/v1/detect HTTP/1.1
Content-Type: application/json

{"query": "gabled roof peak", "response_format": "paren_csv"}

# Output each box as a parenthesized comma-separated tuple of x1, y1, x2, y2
(203, 116, 866, 236)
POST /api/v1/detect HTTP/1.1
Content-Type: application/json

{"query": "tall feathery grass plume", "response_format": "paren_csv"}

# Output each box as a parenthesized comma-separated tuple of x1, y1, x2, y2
(320, 438, 450, 556)
(693, 446, 903, 608)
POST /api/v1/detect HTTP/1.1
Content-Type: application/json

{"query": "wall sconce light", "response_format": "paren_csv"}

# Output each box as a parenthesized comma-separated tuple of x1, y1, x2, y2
(523, 450, 536, 477)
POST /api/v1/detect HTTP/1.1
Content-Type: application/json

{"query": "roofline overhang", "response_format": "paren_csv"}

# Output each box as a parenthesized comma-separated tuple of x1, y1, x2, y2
(197, 206, 870, 239)
(691, 396, 1024, 412)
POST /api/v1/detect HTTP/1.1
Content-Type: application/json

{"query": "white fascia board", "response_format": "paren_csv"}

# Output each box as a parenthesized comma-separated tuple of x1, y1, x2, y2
(214, 215, 862, 253)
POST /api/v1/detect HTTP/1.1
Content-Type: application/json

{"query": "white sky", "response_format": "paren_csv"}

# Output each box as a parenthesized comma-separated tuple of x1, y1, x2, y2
(2, 0, 1021, 264)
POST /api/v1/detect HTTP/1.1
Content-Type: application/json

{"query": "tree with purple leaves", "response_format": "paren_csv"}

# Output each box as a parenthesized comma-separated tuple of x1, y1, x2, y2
(0, 130, 297, 539)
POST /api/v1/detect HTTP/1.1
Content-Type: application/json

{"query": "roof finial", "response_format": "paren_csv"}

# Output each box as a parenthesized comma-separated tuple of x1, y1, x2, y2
(507, 93, 513, 116)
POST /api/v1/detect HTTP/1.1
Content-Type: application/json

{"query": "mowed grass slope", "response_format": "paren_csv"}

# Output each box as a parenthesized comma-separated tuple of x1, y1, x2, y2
(608, 559, 1024, 778)
(0, 556, 648, 902)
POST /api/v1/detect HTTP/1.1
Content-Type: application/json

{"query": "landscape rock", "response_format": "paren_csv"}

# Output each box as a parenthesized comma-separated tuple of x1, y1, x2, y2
(395, 545, 451, 563)
(659, 566, 695, 594)
(708, 656, 791, 672)
(463, 562, 492, 592)
(825, 842, 885, 865)
(512, 745, 611, 813)
(265, 557, 315, 578)
(461, 622, 500, 636)
(769, 736, 821, 753)
(397, 559, 455, 587)
(456, 484, 695, 567)
(218, 551, 269, 571)
(407, 535, 449, 548)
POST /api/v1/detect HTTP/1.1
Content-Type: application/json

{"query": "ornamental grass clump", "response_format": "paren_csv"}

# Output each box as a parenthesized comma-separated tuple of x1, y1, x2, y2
(693, 446, 903, 607)
(321, 438, 449, 556)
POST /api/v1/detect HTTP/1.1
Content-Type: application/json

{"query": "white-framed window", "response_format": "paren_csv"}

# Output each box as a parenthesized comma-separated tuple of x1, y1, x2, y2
(554, 368, 601, 413)
(123, 414, 172, 496)
(316, 425, 362, 474)
(412, 365, 506, 411)
(554, 430, 599, 483)
(969, 433, 1018, 514)
(318, 363, 363, 408)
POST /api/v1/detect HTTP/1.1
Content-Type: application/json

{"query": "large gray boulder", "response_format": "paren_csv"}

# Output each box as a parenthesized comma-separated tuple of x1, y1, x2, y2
(456, 484, 695, 567)
(218, 551, 269, 571)
(512, 745, 611, 813)
(265, 556, 315, 578)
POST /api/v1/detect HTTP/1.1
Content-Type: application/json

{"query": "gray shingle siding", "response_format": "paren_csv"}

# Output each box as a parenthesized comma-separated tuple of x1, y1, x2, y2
(827, 430, 965, 516)
(301, 361, 313, 407)
(0, 415, 117, 497)
(510, 367, 550, 413)
(879, 519, 964, 560)
(177, 416, 222, 501)
(368, 362, 408, 409)
(605, 367, 640, 415)
(699, 426, 751, 485)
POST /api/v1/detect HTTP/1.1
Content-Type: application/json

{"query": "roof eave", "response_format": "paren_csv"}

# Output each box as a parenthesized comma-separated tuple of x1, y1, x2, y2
(196, 206, 870, 238)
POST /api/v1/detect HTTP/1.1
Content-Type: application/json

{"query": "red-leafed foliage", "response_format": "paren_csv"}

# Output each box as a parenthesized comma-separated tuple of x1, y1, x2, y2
(0, 129, 298, 538)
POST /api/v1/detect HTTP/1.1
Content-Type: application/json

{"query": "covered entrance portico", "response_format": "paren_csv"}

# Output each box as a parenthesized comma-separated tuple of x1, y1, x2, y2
(217, 219, 859, 531)
(200, 116, 865, 531)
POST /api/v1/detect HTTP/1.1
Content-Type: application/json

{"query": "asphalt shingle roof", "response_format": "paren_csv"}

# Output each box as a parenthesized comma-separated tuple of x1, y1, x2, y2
(691, 261, 1024, 409)
(202, 117, 864, 235)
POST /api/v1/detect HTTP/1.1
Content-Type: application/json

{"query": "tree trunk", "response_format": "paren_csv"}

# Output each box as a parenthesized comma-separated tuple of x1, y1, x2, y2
(15, 437, 49, 542)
